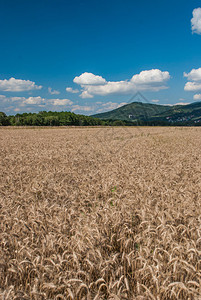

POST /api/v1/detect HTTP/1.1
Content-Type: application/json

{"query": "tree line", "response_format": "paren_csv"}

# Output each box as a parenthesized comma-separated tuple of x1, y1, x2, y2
(0, 111, 200, 126)
(0, 111, 129, 126)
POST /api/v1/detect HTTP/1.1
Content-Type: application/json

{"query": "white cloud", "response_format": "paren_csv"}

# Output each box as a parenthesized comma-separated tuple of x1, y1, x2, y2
(152, 99, 159, 103)
(74, 70, 170, 98)
(66, 87, 79, 93)
(1, 95, 74, 108)
(71, 105, 93, 112)
(73, 72, 107, 85)
(191, 8, 201, 34)
(82, 81, 133, 97)
(184, 68, 201, 81)
(48, 87, 60, 95)
(80, 91, 94, 98)
(23, 96, 45, 105)
(174, 102, 190, 105)
(184, 68, 201, 92)
(184, 81, 201, 91)
(6, 96, 45, 105)
(0, 77, 42, 92)
(10, 97, 24, 101)
(131, 69, 170, 85)
(193, 94, 201, 100)
(50, 99, 73, 106)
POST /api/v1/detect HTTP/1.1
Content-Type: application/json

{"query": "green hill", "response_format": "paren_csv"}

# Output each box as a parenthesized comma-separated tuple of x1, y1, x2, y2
(92, 101, 201, 125)
(92, 102, 170, 121)
(150, 102, 201, 123)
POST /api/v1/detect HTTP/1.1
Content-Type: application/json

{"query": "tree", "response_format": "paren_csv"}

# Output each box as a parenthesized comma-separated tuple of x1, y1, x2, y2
(0, 112, 10, 125)
(44, 116, 60, 126)
(112, 120, 126, 126)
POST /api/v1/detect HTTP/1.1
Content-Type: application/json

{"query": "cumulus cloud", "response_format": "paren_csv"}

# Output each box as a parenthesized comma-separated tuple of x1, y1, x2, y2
(191, 8, 201, 34)
(0, 77, 42, 92)
(23, 96, 45, 105)
(74, 72, 107, 85)
(74, 70, 170, 98)
(184, 81, 201, 91)
(184, 68, 201, 81)
(80, 91, 94, 98)
(66, 87, 79, 93)
(193, 94, 201, 100)
(82, 81, 133, 97)
(152, 99, 159, 103)
(131, 69, 170, 85)
(1, 95, 74, 109)
(10, 97, 24, 101)
(71, 105, 93, 112)
(184, 68, 201, 92)
(6, 96, 45, 105)
(48, 87, 60, 95)
(50, 99, 73, 106)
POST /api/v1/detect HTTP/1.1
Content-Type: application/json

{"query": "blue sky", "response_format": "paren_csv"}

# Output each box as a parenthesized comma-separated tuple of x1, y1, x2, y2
(1, 0, 201, 115)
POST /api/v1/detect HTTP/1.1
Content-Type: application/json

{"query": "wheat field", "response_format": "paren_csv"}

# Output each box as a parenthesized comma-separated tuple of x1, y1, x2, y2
(0, 126, 200, 299)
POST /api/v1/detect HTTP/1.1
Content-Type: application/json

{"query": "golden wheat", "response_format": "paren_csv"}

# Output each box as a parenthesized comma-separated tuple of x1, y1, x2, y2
(0, 126, 200, 299)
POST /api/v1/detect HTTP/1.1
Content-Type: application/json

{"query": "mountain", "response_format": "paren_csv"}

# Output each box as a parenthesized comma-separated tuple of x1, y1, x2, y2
(92, 101, 201, 125)
(92, 102, 170, 121)
(149, 102, 201, 124)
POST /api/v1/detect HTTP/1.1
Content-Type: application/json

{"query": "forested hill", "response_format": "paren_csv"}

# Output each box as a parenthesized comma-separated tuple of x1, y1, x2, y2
(92, 102, 170, 121)
(92, 101, 201, 125)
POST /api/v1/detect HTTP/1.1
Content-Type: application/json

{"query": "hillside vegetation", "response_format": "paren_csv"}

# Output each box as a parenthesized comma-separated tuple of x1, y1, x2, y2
(92, 101, 201, 125)
(92, 102, 170, 121)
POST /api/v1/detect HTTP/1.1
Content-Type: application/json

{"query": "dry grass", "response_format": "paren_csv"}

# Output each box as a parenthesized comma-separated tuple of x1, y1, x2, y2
(0, 126, 201, 299)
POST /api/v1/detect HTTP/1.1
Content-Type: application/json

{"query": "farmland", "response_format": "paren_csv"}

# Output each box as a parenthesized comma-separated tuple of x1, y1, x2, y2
(0, 126, 201, 299)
